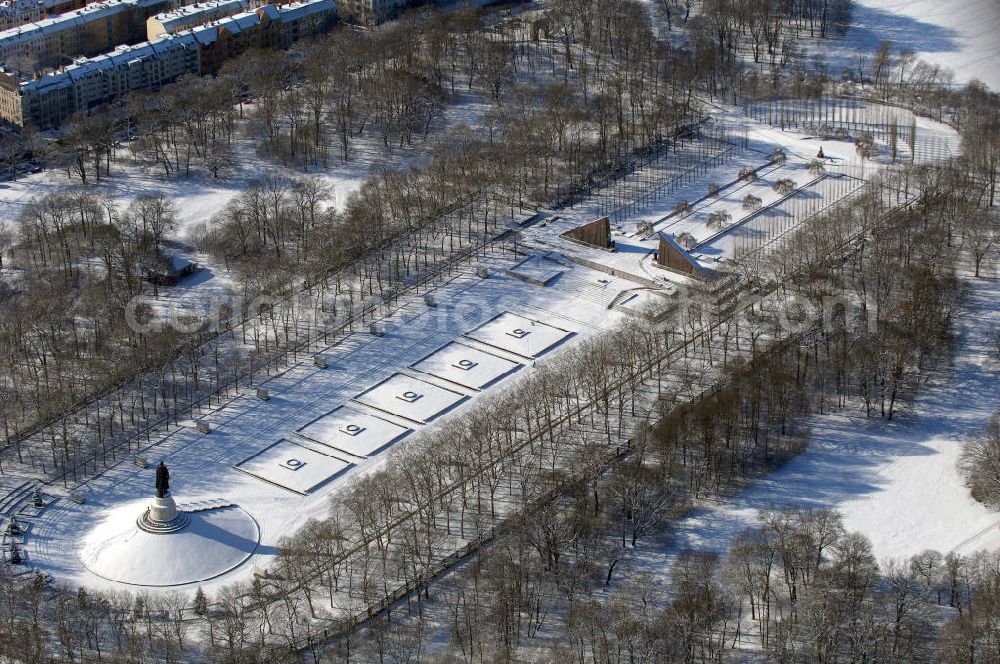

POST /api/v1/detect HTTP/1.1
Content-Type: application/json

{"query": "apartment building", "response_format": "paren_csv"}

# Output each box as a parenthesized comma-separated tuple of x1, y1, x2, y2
(45, 0, 89, 15)
(0, 0, 169, 73)
(190, 0, 333, 71)
(18, 33, 200, 125)
(0, 0, 96, 31)
(273, 0, 332, 45)
(0, 0, 337, 127)
(146, 0, 248, 40)
(188, 4, 280, 72)
(0, 0, 44, 31)
(336, 0, 407, 24)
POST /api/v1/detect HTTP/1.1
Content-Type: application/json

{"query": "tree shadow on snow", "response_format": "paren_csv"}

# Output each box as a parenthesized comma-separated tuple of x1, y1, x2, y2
(846, 4, 960, 56)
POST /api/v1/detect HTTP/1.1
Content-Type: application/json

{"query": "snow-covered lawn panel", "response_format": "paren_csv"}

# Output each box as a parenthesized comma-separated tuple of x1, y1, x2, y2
(297, 406, 411, 458)
(464, 311, 574, 359)
(410, 341, 523, 391)
(352, 373, 468, 424)
(234, 439, 353, 495)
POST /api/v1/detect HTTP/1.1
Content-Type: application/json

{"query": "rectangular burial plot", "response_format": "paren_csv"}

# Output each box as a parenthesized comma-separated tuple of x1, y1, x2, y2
(353, 374, 467, 424)
(464, 311, 573, 359)
(235, 439, 352, 495)
(298, 406, 411, 458)
(410, 342, 522, 391)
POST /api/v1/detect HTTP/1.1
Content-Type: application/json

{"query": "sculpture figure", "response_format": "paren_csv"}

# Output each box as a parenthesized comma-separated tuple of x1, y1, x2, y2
(155, 462, 170, 498)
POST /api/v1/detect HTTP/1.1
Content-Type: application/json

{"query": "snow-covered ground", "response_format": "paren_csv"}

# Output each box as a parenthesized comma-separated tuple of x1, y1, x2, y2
(845, 0, 1000, 91)
(629, 267, 1000, 579)
(0, 89, 497, 347)
(144, 247, 241, 319)
(642, 0, 1000, 92)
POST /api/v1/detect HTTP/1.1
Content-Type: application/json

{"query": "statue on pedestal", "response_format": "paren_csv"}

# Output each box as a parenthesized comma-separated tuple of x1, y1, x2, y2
(139, 461, 188, 533)
(155, 462, 170, 498)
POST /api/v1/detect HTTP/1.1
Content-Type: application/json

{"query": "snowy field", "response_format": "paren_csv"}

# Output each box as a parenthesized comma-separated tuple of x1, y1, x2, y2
(625, 269, 1000, 581)
(641, 0, 1000, 90)
(0, 88, 500, 327)
(0, 90, 493, 243)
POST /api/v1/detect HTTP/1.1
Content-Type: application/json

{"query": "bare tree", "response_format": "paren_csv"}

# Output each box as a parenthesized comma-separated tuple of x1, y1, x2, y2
(958, 412, 1000, 508)
(0, 219, 12, 269)
(772, 178, 795, 195)
(743, 194, 762, 211)
(960, 209, 997, 277)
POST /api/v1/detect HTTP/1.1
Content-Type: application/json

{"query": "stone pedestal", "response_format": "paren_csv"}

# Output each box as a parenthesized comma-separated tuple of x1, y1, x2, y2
(137, 493, 190, 534)
(148, 495, 178, 522)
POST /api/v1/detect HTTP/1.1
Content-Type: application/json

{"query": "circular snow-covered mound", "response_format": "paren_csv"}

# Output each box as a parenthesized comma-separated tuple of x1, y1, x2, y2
(80, 500, 259, 587)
